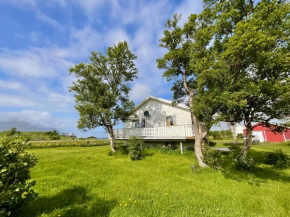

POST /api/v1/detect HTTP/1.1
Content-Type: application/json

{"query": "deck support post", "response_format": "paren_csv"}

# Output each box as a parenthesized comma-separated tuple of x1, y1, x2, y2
(180, 142, 183, 154)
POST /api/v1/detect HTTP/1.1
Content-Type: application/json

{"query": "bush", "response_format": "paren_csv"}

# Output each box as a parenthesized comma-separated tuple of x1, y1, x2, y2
(234, 157, 255, 172)
(5, 128, 21, 137)
(265, 149, 290, 168)
(203, 148, 222, 169)
(0, 136, 38, 216)
(118, 146, 129, 155)
(209, 141, 217, 147)
(237, 133, 244, 139)
(128, 136, 144, 161)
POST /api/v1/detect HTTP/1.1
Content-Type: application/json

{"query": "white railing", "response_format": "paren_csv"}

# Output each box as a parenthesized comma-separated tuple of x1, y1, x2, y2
(112, 125, 194, 139)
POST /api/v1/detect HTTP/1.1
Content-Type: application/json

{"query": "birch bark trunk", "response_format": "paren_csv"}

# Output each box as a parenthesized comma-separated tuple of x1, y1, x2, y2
(189, 98, 207, 167)
(108, 126, 117, 152)
(239, 121, 253, 160)
(227, 123, 237, 145)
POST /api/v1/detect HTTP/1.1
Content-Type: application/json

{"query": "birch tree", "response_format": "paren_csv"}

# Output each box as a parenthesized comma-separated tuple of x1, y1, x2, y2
(157, 14, 217, 167)
(227, 123, 237, 145)
(69, 42, 138, 152)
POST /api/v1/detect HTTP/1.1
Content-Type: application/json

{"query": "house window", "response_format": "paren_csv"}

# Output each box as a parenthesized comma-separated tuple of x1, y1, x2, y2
(141, 119, 145, 128)
(135, 119, 146, 128)
(166, 116, 177, 126)
(135, 122, 140, 128)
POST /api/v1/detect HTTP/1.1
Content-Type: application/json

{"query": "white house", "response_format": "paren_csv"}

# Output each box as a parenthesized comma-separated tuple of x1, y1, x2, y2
(113, 96, 195, 142)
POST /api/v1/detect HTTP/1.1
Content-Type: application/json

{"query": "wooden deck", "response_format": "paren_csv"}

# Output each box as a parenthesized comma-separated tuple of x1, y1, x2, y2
(112, 125, 194, 140)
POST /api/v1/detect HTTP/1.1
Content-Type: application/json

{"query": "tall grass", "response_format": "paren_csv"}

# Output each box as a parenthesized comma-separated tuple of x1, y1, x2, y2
(17, 143, 290, 217)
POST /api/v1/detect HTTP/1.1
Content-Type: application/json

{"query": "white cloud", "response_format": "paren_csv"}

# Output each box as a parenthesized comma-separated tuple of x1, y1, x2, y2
(0, 80, 24, 91)
(129, 83, 152, 101)
(0, 110, 67, 129)
(0, 25, 101, 113)
(105, 28, 130, 47)
(69, 26, 102, 58)
(0, 95, 37, 107)
(0, 49, 59, 78)
(47, 93, 74, 110)
(51, 0, 117, 21)
(0, 26, 100, 78)
(173, 0, 203, 26)
(35, 10, 64, 31)
(4, 0, 64, 30)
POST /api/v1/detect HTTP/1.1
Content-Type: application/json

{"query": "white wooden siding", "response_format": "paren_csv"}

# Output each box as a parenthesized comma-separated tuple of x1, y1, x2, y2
(124, 98, 191, 128)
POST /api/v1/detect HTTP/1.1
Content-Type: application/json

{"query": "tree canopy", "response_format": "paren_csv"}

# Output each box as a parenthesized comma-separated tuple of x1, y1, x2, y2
(196, 0, 290, 160)
(69, 41, 138, 152)
(158, 0, 290, 165)
(157, 13, 215, 167)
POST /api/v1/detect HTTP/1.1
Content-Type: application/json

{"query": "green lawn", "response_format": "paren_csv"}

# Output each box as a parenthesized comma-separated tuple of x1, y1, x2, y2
(17, 143, 290, 217)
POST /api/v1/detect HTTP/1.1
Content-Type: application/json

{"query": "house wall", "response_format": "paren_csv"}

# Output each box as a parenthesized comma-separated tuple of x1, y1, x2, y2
(124, 99, 191, 128)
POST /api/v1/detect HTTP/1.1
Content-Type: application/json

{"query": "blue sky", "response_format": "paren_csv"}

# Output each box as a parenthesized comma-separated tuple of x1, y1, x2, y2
(0, 0, 204, 138)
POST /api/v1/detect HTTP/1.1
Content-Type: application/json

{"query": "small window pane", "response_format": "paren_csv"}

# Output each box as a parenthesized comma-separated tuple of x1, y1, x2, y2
(141, 119, 145, 128)
(135, 122, 140, 128)
(166, 116, 176, 126)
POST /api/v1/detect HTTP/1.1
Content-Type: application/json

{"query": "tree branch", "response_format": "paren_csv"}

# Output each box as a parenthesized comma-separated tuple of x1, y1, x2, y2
(182, 70, 194, 96)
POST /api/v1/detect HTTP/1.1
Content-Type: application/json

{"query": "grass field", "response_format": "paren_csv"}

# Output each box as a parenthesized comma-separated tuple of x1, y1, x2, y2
(17, 142, 290, 217)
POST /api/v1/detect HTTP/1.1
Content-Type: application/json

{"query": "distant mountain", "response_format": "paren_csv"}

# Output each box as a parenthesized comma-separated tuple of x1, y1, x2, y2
(0, 121, 54, 132)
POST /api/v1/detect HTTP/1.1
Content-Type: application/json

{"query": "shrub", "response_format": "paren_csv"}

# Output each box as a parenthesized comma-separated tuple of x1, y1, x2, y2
(237, 133, 244, 139)
(5, 128, 21, 137)
(0, 136, 38, 216)
(265, 149, 290, 168)
(128, 136, 144, 161)
(209, 141, 217, 147)
(203, 148, 222, 169)
(234, 157, 255, 172)
(108, 150, 115, 156)
(118, 146, 129, 155)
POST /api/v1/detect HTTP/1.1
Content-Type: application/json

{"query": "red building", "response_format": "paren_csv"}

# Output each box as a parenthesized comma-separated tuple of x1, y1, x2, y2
(243, 122, 290, 142)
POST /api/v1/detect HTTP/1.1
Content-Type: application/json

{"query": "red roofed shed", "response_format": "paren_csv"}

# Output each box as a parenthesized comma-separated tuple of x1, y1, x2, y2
(243, 122, 290, 142)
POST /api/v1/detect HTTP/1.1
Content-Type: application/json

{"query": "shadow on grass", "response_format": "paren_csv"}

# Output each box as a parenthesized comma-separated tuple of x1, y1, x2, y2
(220, 146, 290, 185)
(17, 186, 116, 217)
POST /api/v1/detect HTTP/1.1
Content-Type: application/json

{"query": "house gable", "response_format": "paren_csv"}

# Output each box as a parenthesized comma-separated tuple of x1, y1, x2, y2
(124, 96, 191, 128)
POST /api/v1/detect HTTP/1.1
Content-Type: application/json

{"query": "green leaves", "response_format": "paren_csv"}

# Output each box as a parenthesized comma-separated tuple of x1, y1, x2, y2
(69, 41, 138, 132)
(0, 136, 38, 216)
(195, 0, 290, 124)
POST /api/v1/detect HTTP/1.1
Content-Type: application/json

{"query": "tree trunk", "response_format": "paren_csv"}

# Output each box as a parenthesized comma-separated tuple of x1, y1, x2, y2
(108, 126, 117, 152)
(227, 122, 237, 145)
(191, 111, 207, 168)
(182, 72, 207, 167)
(200, 124, 209, 150)
(239, 121, 252, 160)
